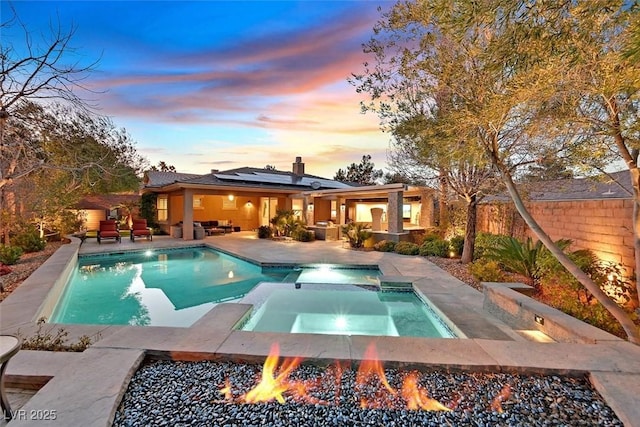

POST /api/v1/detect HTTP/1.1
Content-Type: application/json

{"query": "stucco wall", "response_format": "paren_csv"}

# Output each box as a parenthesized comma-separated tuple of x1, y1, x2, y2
(478, 198, 634, 272)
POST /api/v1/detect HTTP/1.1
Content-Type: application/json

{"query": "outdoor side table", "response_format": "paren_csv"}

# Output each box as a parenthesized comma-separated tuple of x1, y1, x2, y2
(0, 335, 21, 420)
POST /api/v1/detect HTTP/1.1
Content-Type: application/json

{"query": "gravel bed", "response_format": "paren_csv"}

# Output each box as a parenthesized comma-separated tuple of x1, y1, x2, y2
(113, 360, 622, 427)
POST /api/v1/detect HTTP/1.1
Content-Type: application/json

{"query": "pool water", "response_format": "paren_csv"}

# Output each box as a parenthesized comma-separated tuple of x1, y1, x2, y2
(49, 248, 381, 328)
(239, 283, 456, 338)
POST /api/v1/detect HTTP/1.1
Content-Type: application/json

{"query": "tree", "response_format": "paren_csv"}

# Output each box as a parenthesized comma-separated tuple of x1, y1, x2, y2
(353, 9, 500, 263)
(356, 0, 639, 343)
(334, 155, 383, 185)
(4, 103, 144, 239)
(1, 11, 144, 241)
(149, 161, 176, 172)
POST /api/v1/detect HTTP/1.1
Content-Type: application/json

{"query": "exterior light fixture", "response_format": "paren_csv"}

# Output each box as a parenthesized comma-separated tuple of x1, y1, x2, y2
(228, 194, 235, 201)
(340, 203, 346, 211)
(534, 314, 544, 325)
(308, 203, 314, 211)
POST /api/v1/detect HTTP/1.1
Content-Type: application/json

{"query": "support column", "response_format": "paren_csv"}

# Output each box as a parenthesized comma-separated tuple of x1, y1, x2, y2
(387, 190, 404, 234)
(305, 197, 315, 225)
(337, 198, 346, 226)
(183, 189, 194, 240)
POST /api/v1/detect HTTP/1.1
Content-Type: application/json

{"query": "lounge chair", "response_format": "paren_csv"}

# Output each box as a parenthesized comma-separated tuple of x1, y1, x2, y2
(97, 220, 121, 244)
(130, 219, 153, 242)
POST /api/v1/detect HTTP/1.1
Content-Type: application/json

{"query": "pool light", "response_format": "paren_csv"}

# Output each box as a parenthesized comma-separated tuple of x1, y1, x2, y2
(334, 315, 348, 330)
(144, 250, 153, 257)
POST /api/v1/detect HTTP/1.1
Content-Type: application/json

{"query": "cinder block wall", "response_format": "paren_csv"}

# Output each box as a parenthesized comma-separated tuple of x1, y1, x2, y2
(478, 199, 635, 273)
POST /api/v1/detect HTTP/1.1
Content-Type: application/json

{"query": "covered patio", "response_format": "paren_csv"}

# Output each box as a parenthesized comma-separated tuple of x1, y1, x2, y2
(142, 157, 436, 242)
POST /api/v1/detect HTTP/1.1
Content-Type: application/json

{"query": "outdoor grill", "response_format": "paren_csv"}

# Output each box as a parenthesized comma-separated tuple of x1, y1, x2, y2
(307, 221, 338, 240)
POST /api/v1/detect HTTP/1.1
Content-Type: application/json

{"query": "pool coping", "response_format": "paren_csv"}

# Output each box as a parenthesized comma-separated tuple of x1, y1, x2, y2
(2, 234, 640, 426)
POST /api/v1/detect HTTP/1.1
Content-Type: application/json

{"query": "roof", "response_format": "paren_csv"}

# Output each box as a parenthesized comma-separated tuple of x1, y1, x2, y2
(143, 167, 353, 192)
(72, 194, 140, 210)
(485, 170, 633, 202)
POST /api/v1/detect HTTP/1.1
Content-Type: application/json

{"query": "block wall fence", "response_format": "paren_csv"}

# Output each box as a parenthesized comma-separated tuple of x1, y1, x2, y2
(477, 198, 635, 274)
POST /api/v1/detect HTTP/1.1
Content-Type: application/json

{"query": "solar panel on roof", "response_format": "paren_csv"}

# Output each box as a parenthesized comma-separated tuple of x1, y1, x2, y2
(213, 172, 350, 188)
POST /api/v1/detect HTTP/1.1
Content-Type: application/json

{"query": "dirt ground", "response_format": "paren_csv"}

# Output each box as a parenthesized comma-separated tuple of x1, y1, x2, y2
(0, 240, 67, 302)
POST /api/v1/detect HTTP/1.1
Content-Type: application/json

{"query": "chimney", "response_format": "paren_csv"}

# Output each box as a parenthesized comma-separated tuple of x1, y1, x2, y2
(211, 169, 219, 174)
(292, 156, 305, 176)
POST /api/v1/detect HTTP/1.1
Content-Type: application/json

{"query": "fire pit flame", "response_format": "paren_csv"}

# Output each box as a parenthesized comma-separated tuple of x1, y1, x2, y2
(242, 343, 302, 404)
(401, 372, 451, 411)
(221, 342, 510, 414)
(356, 342, 396, 394)
(219, 379, 232, 401)
(490, 384, 512, 413)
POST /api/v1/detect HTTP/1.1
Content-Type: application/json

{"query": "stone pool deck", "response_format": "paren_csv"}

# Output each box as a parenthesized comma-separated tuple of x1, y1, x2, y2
(0, 233, 639, 426)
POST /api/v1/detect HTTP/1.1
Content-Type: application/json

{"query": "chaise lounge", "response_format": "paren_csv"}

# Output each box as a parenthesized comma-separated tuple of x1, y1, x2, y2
(97, 220, 121, 244)
(130, 219, 153, 242)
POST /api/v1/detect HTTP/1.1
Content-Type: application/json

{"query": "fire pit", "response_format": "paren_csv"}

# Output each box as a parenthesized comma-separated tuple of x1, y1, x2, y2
(113, 344, 621, 426)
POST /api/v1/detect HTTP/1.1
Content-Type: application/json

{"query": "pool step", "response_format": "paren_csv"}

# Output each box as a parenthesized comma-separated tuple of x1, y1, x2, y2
(379, 276, 415, 291)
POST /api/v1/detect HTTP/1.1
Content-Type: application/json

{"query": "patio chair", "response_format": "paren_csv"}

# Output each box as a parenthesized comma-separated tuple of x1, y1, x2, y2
(97, 220, 121, 244)
(130, 219, 153, 242)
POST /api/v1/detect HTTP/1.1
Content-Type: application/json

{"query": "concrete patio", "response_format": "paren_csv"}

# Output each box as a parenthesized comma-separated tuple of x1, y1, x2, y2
(1, 232, 639, 426)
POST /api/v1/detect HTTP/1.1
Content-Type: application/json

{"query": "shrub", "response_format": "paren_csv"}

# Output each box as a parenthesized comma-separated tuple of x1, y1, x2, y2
(449, 235, 465, 257)
(423, 233, 442, 242)
(538, 282, 627, 338)
(341, 223, 373, 249)
(374, 240, 396, 252)
(419, 239, 449, 257)
(13, 228, 46, 253)
(394, 241, 419, 255)
(473, 232, 508, 260)
(0, 245, 23, 265)
(483, 236, 546, 286)
(17, 318, 96, 352)
(469, 259, 506, 282)
(257, 225, 273, 239)
(292, 229, 315, 242)
(270, 209, 304, 237)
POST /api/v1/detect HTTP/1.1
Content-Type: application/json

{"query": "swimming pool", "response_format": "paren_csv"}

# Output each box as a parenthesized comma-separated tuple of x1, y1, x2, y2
(49, 248, 381, 327)
(239, 283, 457, 338)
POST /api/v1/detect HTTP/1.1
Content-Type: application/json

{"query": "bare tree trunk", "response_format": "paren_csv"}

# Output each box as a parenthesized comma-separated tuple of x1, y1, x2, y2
(461, 194, 477, 264)
(629, 168, 640, 308)
(438, 172, 448, 235)
(500, 169, 640, 344)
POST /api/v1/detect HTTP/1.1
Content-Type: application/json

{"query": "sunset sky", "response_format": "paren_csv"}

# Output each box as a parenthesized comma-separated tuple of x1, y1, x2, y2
(3, 0, 394, 178)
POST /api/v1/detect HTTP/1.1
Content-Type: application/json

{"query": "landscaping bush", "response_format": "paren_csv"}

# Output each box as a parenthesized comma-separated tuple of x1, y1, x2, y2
(449, 235, 465, 257)
(0, 245, 23, 265)
(341, 223, 373, 249)
(419, 238, 449, 257)
(292, 229, 315, 242)
(394, 241, 419, 255)
(270, 209, 304, 237)
(13, 228, 46, 253)
(484, 236, 546, 286)
(469, 259, 506, 282)
(373, 240, 396, 252)
(473, 232, 508, 260)
(538, 282, 627, 338)
(257, 225, 272, 239)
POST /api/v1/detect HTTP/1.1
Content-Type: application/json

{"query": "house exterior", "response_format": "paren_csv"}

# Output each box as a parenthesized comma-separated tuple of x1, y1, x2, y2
(71, 194, 141, 230)
(142, 157, 436, 241)
(478, 170, 635, 272)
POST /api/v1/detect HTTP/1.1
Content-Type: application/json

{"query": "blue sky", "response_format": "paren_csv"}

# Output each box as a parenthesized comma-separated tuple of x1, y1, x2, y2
(3, 0, 393, 178)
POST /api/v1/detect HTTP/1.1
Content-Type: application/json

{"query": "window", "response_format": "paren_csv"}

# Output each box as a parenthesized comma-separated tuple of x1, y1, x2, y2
(193, 195, 204, 210)
(157, 196, 168, 222)
(330, 200, 337, 220)
(403, 204, 411, 220)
